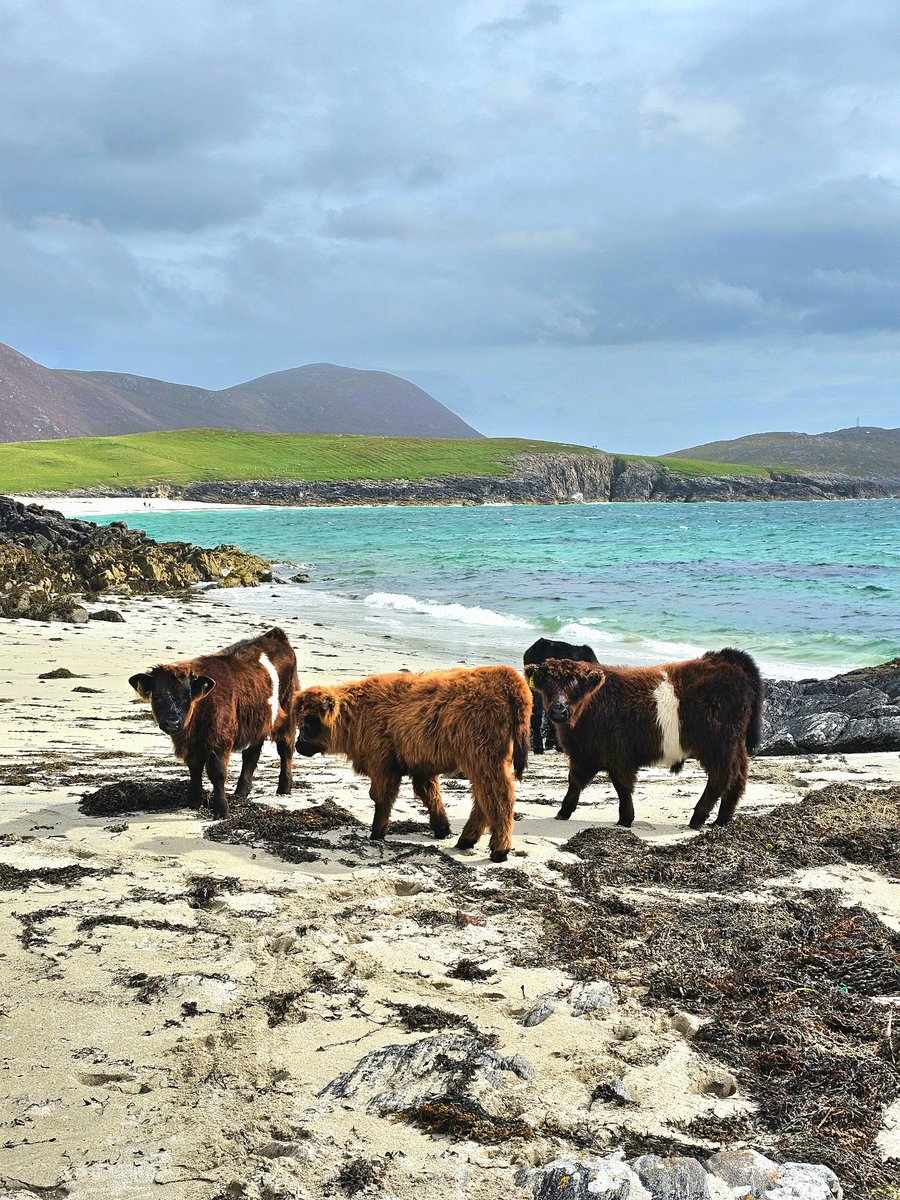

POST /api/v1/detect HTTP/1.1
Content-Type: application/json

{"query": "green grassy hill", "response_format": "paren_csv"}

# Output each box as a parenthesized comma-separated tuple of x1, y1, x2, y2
(669, 426, 900, 476)
(0, 428, 775, 493)
(0, 429, 594, 492)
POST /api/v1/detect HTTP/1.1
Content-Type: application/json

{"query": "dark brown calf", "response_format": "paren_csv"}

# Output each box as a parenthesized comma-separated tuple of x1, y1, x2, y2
(129, 627, 299, 819)
(524, 648, 763, 828)
(523, 637, 599, 753)
(292, 666, 531, 862)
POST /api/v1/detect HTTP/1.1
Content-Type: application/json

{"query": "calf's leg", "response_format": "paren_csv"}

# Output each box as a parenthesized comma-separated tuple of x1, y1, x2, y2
(412, 773, 451, 839)
(275, 732, 294, 796)
(187, 756, 205, 808)
(456, 802, 488, 852)
(713, 751, 749, 826)
(369, 767, 402, 841)
(556, 755, 597, 820)
(206, 749, 232, 820)
(468, 770, 515, 863)
(234, 742, 263, 801)
(530, 693, 545, 754)
(608, 767, 637, 827)
(689, 765, 729, 829)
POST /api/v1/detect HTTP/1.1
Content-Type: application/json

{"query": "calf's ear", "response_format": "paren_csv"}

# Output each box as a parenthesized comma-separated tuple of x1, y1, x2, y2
(190, 675, 216, 699)
(523, 664, 540, 690)
(585, 667, 607, 692)
(320, 693, 337, 714)
(129, 673, 153, 698)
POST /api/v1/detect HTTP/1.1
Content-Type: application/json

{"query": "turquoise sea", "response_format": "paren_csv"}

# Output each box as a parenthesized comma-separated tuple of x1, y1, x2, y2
(84, 499, 899, 679)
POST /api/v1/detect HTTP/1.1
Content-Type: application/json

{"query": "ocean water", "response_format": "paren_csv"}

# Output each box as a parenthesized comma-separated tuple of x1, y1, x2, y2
(83, 499, 899, 679)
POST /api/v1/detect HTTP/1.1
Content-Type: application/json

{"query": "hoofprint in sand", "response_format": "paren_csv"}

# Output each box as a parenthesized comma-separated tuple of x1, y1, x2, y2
(0, 595, 897, 1200)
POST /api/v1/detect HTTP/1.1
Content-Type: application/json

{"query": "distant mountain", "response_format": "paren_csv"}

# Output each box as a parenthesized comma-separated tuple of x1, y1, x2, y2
(0, 342, 481, 442)
(668, 426, 900, 477)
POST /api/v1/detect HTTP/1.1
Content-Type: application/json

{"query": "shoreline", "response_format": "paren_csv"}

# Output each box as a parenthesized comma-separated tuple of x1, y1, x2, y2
(12, 493, 898, 683)
(0, 592, 897, 1197)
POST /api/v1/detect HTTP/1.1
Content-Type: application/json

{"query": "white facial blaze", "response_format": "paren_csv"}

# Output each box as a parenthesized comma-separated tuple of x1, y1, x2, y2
(652, 671, 685, 765)
(259, 653, 280, 730)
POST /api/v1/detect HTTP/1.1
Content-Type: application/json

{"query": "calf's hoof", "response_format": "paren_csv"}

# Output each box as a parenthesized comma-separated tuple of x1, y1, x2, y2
(713, 815, 732, 827)
(689, 814, 707, 830)
(432, 823, 452, 840)
(211, 804, 229, 820)
(456, 837, 477, 851)
(276, 784, 292, 796)
(489, 849, 509, 864)
(370, 830, 387, 842)
(616, 817, 634, 828)
(532, 744, 544, 755)
(555, 808, 573, 821)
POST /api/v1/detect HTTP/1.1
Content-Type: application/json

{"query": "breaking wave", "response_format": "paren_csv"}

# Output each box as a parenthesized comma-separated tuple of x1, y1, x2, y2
(363, 592, 535, 630)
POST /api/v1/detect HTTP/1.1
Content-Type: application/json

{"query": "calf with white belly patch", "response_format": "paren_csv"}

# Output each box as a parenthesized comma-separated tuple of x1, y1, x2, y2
(129, 627, 299, 819)
(524, 648, 763, 828)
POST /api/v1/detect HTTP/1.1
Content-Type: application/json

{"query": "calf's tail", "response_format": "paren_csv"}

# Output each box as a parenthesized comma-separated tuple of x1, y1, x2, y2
(709, 647, 764, 753)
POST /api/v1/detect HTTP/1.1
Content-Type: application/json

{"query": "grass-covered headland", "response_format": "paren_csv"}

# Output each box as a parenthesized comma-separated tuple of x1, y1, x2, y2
(0, 428, 774, 493)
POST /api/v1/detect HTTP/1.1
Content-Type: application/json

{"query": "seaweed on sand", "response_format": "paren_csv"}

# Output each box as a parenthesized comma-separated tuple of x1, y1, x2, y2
(204, 799, 363, 864)
(396, 1095, 533, 1143)
(80, 777, 197, 816)
(0, 862, 105, 890)
(262, 991, 307, 1027)
(387, 1002, 476, 1034)
(561, 781, 899, 890)
(539, 785, 900, 1196)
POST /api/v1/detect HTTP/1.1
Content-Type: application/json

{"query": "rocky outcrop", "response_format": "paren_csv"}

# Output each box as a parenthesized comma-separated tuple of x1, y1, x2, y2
(28, 453, 897, 507)
(520, 1150, 843, 1200)
(760, 659, 900, 755)
(0, 495, 271, 621)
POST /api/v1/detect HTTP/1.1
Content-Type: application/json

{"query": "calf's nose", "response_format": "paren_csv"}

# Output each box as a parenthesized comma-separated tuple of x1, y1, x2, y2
(548, 703, 569, 721)
(162, 719, 182, 734)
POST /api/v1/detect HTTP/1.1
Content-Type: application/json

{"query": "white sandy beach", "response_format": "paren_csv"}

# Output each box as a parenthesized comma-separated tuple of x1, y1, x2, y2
(0, 591, 897, 1199)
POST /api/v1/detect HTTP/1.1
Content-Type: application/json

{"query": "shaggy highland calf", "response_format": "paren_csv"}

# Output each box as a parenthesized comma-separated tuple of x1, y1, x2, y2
(524, 648, 763, 828)
(523, 636, 599, 753)
(292, 666, 531, 861)
(129, 627, 299, 819)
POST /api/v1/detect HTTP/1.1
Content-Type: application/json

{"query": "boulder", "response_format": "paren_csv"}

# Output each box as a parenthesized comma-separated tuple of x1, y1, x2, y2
(519, 1154, 650, 1200)
(760, 661, 900, 755)
(632, 1155, 727, 1200)
(319, 1029, 533, 1114)
(570, 980, 615, 1015)
(88, 608, 126, 623)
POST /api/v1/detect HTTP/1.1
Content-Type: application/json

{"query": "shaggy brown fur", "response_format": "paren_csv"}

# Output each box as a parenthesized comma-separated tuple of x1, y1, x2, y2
(129, 628, 299, 819)
(525, 648, 762, 828)
(293, 666, 531, 862)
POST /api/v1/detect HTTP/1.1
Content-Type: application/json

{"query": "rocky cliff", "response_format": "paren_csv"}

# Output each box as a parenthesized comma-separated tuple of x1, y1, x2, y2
(53, 452, 894, 506)
(0, 496, 271, 621)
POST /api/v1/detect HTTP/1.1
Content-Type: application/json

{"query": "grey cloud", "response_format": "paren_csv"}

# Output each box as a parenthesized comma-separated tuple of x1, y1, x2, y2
(478, 2, 562, 38)
(0, 0, 897, 443)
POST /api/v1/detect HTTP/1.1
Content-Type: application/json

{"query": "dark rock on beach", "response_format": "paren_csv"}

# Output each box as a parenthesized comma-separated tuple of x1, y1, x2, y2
(0, 494, 271, 621)
(760, 658, 900, 754)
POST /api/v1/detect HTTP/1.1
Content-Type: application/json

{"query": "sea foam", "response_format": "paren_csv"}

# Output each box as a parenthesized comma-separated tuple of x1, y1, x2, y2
(364, 592, 534, 629)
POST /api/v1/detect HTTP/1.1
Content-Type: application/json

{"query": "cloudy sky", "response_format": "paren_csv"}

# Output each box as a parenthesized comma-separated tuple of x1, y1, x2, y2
(1, 0, 898, 452)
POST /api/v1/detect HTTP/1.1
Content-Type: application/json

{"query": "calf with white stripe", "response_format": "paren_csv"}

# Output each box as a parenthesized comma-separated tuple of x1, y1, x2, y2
(524, 648, 763, 829)
(129, 627, 299, 819)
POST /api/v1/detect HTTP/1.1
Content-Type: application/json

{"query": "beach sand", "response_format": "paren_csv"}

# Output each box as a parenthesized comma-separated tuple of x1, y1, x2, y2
(0, 591, 897, 1199)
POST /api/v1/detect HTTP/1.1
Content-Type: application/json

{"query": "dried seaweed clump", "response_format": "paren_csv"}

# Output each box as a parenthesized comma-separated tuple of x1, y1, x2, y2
(80, 777, 195, 816)
(396, 1095, 533, 1144)
(562, 781, 899, 891)
(204, 800, 362, 864)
